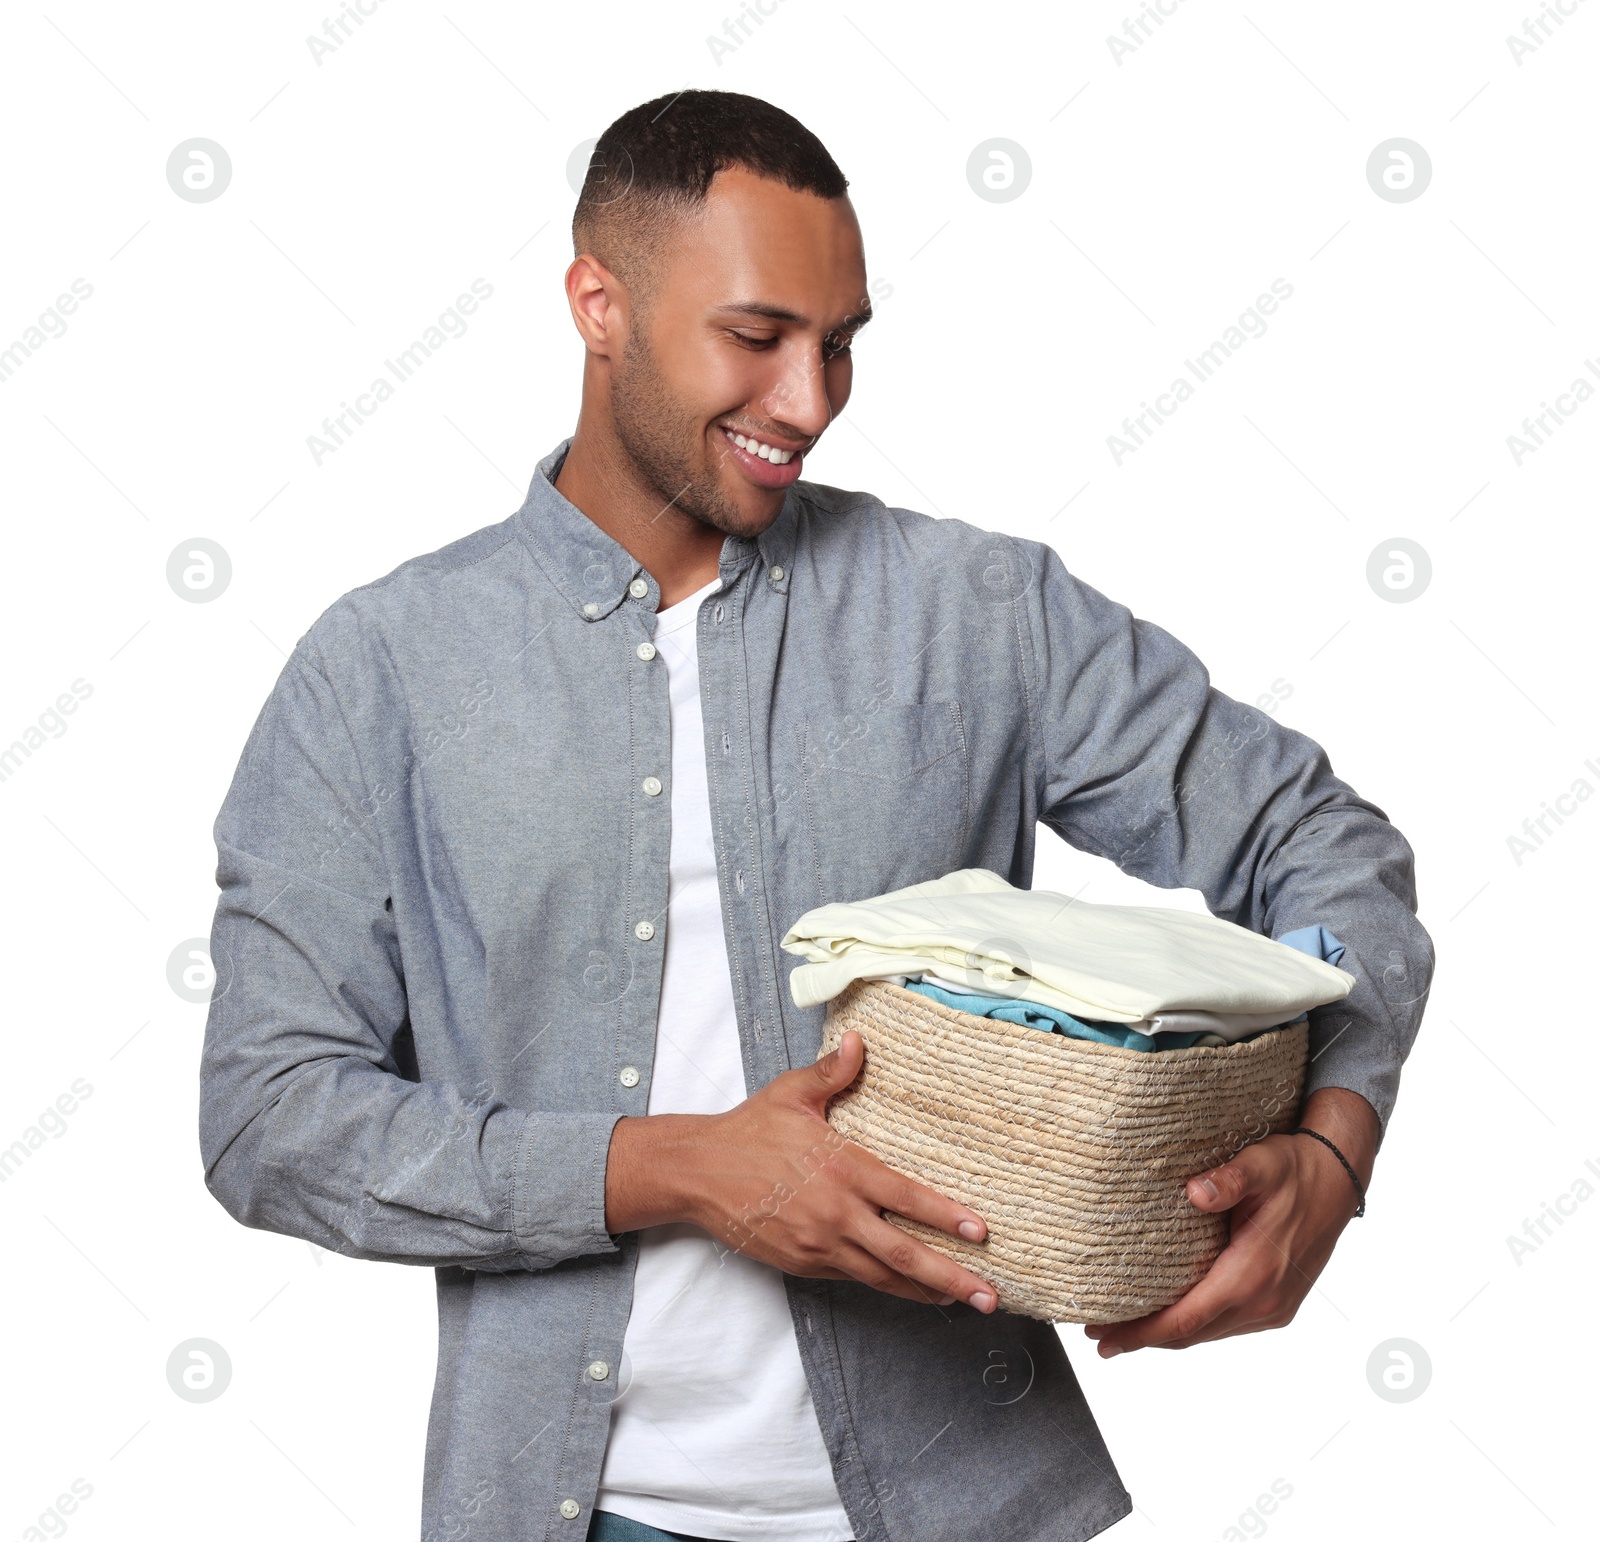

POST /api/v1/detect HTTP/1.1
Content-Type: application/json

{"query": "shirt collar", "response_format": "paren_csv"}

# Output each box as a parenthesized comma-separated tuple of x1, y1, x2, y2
(512, 436, 796, 623)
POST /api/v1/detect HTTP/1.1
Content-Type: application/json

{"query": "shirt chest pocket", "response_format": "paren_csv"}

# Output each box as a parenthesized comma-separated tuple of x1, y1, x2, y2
(798, 700, 970, 905)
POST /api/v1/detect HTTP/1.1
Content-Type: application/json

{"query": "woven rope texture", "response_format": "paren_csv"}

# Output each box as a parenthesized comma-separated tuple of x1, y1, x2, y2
(819, 978, 1307, 1323)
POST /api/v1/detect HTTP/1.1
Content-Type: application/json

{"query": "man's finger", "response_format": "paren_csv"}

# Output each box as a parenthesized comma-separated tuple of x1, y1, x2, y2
(855, 1212, 998, 1312)
(814, 1250, 964, 1313)
(1185, 1138, 1287, 1213)
(833, 1238, 960, 1308)
(803, 1029, 864, 1106)
(860, 1154, 988, 1245)
(1082, 1144, 1279, 1345)
(1085, 1234, 1263, 1353)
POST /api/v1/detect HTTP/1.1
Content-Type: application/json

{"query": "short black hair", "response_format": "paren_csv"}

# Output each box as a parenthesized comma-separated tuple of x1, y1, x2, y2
(572, 90, 849, 299)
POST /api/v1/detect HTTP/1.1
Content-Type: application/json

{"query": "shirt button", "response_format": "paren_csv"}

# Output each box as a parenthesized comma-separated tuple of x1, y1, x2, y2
(636, 641, 657, 661)
(629, 577, 649, 598)
(642, 776, 662, 797)
(588, 1360, 610, 1381)
(769, 565, 785, 583)
(619, 1065, 640, 1088)
(634, 920, 655, 941)
(559, 1499, 581, 1520)
(583, 602, 599, 617)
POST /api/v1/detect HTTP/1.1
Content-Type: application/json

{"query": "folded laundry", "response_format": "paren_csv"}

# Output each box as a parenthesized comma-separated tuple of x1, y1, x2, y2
(898, 908, 1353, 1050)
(877, 971, 1228, 1041)
(780, 868, 1355, 1041)
(899, 978, 1229, 1051)
(887, 970, 1315, 1039)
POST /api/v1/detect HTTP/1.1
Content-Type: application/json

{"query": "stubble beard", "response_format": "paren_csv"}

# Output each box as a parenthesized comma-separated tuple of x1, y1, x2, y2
(611, 327, 772, 540)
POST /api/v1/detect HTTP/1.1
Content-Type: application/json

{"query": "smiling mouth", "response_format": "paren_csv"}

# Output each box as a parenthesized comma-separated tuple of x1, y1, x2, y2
(717, 424, 808, 490)
(720, 426, 801, 464)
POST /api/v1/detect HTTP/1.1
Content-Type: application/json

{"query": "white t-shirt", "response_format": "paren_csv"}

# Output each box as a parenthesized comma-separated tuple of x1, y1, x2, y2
(594, 576, 855, 1542)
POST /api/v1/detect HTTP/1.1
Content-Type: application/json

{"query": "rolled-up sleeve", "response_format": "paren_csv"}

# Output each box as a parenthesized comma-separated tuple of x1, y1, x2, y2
(198, 639, 622, 1269)
(1020, 540, 1433, 1136)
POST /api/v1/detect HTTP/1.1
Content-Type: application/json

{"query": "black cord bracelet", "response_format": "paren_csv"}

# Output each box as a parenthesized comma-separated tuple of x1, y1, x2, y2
(1291, 1127, 1367, 1217)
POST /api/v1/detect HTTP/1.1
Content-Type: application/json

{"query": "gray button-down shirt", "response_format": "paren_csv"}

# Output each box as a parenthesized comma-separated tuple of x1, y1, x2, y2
(200, 437, 1431, 1542)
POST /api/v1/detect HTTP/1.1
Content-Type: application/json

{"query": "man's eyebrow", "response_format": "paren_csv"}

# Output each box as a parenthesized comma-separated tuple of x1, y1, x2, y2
(711, 301, 874, 332)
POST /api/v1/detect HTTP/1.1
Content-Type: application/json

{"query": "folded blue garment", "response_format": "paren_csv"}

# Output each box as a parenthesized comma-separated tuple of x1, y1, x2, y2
(902, 981, 1215, 1051)
(903, 925, 1347, 1052)
(1276, 923, 1346, 967)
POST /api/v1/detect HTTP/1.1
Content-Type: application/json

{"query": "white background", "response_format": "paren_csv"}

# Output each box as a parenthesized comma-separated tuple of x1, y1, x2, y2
(2, 2, 1595, 1538)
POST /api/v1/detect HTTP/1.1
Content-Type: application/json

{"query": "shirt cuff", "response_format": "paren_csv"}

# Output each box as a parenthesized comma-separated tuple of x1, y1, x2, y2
(1300, 1011, 1398, 1141)
(511, 1110, 628, 1268)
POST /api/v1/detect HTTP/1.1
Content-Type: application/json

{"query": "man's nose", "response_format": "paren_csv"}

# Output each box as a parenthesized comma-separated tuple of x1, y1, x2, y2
(759, 348, 835, 441)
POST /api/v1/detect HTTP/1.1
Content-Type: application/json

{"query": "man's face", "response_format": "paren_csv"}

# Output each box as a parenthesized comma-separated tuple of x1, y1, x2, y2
(609, 166, 870, 539)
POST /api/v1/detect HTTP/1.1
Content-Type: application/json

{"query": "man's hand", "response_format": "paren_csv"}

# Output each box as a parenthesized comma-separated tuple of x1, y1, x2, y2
(605, 1028, 1000, 1313)
(1084, 1087, 1379, 1355)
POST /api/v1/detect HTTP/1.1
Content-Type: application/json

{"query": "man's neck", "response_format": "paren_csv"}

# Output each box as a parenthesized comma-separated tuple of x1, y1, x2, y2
(553, 428, 725, 608)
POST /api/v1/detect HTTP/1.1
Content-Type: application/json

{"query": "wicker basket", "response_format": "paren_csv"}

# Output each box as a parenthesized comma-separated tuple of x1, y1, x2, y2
(818, 977, 1307, 1323)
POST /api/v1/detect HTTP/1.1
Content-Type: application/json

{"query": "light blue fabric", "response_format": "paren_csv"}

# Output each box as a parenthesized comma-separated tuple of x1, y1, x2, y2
(902, 980, 1216, 1050)
(1276, 923, 1347, 967)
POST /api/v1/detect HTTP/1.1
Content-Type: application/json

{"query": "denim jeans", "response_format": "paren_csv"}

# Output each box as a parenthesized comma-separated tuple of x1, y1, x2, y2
(586, 1511, 705, 1542)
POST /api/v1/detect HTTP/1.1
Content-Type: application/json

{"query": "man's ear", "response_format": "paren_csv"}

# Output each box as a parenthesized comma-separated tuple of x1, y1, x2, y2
(565, 254, 629, 357)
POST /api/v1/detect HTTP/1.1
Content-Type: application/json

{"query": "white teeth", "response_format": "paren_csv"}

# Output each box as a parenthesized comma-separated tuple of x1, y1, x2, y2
(724, 427, 795, 465)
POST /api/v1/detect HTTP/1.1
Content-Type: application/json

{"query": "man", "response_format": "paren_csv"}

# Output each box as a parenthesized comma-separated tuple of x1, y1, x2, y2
(199, 90, 1432, 1542)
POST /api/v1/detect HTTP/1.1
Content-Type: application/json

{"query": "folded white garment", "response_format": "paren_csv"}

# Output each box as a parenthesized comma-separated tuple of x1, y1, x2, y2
(780, 868, 1354, 1040)
(1137, 1008, 1304, 1037)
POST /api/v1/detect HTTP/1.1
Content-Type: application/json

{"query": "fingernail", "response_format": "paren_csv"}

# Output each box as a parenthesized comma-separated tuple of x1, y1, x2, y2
(957, 1220, 984, 1241)
(1194, 1176, 1219, 1202)
(970, 1289, 996, 1311)
(937, 1294, 956, 1307)
(1084, 1326, 1104, 1340)
(1100, 1344, 1123, 1358)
